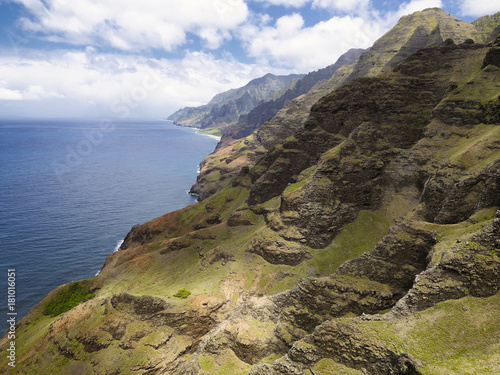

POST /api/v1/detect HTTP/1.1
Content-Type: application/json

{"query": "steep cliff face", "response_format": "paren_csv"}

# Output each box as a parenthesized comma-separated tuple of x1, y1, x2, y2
(168, 73, 303, 131)
(246, 38, 499, 244)
(190, 8, 500, 201)
(2, 10, 500, 375)
(473, 12, 500, 42)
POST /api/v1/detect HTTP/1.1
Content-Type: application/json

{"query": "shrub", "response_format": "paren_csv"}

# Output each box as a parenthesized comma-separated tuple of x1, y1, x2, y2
(173, 287, 191, 299)
(42, 282, 95, 317)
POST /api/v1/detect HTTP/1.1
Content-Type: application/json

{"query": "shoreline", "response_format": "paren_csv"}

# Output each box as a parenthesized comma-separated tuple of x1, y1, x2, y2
(1, 119, 216, 334)
(168, 120, 222, 142)
(197, 131, 221, 141)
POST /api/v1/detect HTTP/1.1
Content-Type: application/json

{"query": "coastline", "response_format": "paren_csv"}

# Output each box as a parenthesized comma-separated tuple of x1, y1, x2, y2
(0, 119, 217, 334)
(168, 120, 222, 142)
(196, 131, 221, 141)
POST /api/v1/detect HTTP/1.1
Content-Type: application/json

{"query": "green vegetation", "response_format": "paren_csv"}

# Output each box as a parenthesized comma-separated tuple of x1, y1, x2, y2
(173, 287, 191, 299)
(42, 281, 95, 317)
(423, 207, 497, 266)
(233, 138, 248, 151)
(312, 358, 364, 375)
(199, 350, 251, 375)
(199, 354, 216, 372)
(358, 293, 500, 374)
(199, 127, 222, 138)
(446, 124, 500, 172)
(310, 209, 393, 275)
(472, 12, 500, 42)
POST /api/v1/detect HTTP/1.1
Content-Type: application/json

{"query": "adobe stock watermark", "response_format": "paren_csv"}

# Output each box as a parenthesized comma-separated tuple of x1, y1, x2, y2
(6, 269, 16, 368)
(52, 68, 164, 182)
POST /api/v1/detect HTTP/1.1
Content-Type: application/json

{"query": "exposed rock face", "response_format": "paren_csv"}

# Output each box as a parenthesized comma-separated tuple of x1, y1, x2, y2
(393, 210, 500, 316)
(119, 223, 161, 250)
(248, 39, 499, 250)
(259, 320, 423, 375)
(111, 293, 170, 315)
(251, 211, 500, 374)
(482, 34, 500, 67)
(247, 237, 312, 266)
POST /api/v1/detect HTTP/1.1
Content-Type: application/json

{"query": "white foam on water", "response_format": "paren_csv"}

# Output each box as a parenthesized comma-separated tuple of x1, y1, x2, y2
(114, 239, 125, 252)
(95, 239, 125, 276)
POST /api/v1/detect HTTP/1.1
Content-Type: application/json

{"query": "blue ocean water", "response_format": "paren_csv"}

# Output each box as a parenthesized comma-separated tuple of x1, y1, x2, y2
(0, 119, 218, 333)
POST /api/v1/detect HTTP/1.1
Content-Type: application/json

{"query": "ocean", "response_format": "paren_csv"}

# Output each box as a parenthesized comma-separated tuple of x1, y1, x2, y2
(0, 118, 218, 333)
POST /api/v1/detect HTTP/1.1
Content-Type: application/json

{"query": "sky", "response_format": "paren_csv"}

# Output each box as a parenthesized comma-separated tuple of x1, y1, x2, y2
(0, 0, 498, 118)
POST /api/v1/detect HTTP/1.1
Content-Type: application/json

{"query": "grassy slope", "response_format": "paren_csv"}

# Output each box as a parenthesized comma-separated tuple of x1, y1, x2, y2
(307, 291, 500, 375)
(5, 120, 498, 373)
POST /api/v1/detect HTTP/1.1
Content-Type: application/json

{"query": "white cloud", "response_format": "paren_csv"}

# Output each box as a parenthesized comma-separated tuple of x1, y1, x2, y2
(458, 0, 500, 17)
(240, 12, 385, 72)
(2, 0, 478, 119)
(0, 88, 23, 100)
(11, 0, 249, 51)
(312, 0, 370, 13)
(0, 80, 64, 101)
(396, 0, 443, 17)
(0, 48, 275, 118)
(240, 0, 447, 72)
(252, 0, 371, 12)
(251, 0, 310, 7)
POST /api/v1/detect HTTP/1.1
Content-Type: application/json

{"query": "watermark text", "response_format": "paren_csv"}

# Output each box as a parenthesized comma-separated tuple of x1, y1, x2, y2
(6, 269, 16, 368)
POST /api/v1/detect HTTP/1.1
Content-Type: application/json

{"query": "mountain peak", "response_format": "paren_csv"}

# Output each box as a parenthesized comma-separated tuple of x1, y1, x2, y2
(349, 8, 481, 80)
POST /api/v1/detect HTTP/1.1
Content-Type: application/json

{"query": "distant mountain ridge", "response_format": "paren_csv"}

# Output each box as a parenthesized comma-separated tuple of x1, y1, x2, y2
(222, 48, 365, 141)
(167, 73, 304, 131)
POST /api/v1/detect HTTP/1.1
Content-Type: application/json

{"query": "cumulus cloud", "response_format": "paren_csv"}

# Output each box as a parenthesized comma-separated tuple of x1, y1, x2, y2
(0, 48, 274, 117)
(240, 12, 384, 71)
(0, 79, 65, 101)
(312, 0, 370, 13)
(10, 0, 249, 51)
(253, 0, 370, 12)
(0, 88, 23, 100)
(240, 0, 447, 72)
(458, 0, 500, 17)
(1, 0, 472, 118)
(250, 0, 310, 7)
(396, 0, 443, 17)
